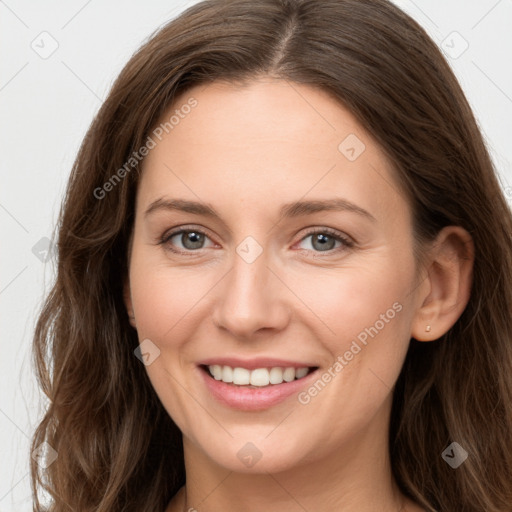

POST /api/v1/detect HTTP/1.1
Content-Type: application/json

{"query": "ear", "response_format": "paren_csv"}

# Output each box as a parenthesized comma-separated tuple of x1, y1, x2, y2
(123, 279, 137, 329)
(411, 226, 474, 342)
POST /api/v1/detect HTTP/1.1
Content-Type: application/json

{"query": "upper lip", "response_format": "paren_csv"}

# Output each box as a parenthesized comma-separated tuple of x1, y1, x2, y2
(198, 357, 319, 370)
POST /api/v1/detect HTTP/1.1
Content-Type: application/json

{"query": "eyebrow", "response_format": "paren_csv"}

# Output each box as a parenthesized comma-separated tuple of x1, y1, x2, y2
(144, 197, 376, 223)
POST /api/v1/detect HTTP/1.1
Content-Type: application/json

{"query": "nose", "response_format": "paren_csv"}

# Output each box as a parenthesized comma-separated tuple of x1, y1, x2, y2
(211, 248, 290, 339)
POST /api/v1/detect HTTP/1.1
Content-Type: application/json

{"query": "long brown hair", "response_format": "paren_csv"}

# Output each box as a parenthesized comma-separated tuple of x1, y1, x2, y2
(30, 0, 512, 510)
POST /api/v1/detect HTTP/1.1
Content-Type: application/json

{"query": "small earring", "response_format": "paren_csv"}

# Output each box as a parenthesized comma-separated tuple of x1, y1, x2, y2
(425, 325, 431, 332)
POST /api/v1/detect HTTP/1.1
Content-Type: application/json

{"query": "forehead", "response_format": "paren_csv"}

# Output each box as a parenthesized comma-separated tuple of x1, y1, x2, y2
(137, 79, 408, 226)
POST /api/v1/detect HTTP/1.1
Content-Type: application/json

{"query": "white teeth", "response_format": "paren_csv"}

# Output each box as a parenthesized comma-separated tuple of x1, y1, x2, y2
(211, 364, 223, 380)
(282, 367, 296, 382)
(232, 367, 250, 385)
(269, 367, 284, 384)
(250, 368, 269, 386)
(207, 365, 312, 386)
(222, 365, 233, 383)
(295, 367, 309, 379)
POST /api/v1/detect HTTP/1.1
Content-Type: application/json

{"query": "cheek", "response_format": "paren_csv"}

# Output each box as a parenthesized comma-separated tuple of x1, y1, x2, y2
(130, 265, 203, 343)
(291, 265, 414, 433)
(293, 261, 416, 420)
(291, 259, 413, 353)
(129, 242, 188, 340)
(129, 242, 228, 355)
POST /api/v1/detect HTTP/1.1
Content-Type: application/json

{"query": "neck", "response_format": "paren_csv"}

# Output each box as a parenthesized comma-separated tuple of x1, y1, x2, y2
(179, 398, 406, 512)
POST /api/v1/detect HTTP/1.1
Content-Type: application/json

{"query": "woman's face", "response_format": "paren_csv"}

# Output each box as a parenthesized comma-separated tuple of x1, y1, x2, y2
(126, 78, 425, 473)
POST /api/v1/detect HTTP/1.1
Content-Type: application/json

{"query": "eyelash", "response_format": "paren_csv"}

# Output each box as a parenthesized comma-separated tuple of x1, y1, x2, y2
(158, 225, 354, 256)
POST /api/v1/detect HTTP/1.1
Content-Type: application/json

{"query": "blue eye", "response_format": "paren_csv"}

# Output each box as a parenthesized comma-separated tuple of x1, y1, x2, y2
(159, 226, 353, 255)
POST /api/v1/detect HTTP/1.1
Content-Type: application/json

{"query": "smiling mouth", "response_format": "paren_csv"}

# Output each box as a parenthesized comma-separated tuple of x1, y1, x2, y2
(200, 364, 318, 388)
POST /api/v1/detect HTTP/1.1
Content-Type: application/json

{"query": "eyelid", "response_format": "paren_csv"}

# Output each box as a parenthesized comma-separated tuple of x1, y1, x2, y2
(159, 224, 218, 251)
(299, 226, 354, 245)
(158, 224, 354, 255)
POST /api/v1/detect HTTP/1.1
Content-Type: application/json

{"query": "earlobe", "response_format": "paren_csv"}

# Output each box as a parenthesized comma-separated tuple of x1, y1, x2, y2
(123, 280, 137, 329)
(411, 226, 474, 342)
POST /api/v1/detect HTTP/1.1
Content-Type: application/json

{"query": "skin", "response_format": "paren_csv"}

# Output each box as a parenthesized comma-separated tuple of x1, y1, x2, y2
(124, 78, 474, 512)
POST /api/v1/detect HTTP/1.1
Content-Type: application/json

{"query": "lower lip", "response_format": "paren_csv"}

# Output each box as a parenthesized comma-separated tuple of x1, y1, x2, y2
(198, 366, 319, 411)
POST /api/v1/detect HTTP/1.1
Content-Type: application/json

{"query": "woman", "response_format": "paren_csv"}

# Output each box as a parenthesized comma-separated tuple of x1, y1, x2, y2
(30, 0, 512, 511)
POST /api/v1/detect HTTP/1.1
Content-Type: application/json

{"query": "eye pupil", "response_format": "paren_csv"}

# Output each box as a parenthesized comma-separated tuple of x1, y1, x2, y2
(182, 231, 204, 249)
(165, 229, 346, 255)
(312, 233, 336, 251)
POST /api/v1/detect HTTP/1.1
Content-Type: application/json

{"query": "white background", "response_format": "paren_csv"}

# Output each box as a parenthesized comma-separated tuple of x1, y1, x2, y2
(1, 1, 511, 510)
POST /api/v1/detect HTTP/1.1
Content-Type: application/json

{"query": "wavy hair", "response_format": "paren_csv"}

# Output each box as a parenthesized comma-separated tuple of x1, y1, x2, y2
(30, 0, 512, 510)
